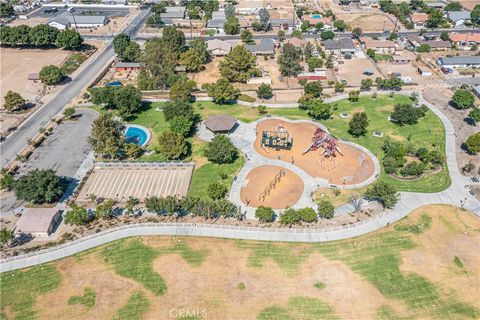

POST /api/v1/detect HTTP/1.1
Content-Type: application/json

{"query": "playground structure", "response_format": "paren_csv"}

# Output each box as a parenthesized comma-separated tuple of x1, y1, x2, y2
(258, 169, 286, 202)
(261, 124, 293, 151)
(303, 128, 343, 158)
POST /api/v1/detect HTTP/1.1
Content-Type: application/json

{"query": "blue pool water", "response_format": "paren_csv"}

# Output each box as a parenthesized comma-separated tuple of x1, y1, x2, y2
(311, 14, 321, 18)
(124, 125, 150, 147)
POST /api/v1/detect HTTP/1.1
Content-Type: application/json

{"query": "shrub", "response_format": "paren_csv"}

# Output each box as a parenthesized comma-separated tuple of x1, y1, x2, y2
(255, 206, 275, 222)
(64, 204, 90, 226)
(256, 84, 273, 100)
(157, 131, 189, 160)
(207, 183, 228, 200)
(365, 181, 398, 209)
(169, 115, 194, 137)
(317, 200, 334, 219)
(464, 132, 480, 154)
(451, 89, 474, 109)
(279, 208, 301, 225)
(39, 65, 66, 85)
(399, 161, 425, 176)
(297, 207, 317, 223)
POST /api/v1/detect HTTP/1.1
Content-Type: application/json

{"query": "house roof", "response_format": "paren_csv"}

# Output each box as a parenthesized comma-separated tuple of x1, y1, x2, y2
(207, 18, 225, 29)
(285, 37, 304, 48)
(15, 208, 60, 234)
(301, 15, 332, 26)
(211, 10, 226, 20)
(449, 33, 480, 43)
(447, 11, 471, 22)
(204, 115, 237, 132)
(49, 12, 107, 26)
(410, 12, 428, 23)
(438, 56, 480, 65)
(360, 37, 396, 49)
(206, 39, 232, 52)
(160, 6, 186, 19)
(324, 37, 354, 50)
(270, 19, 294, 27)
(245, 38, 275, 54)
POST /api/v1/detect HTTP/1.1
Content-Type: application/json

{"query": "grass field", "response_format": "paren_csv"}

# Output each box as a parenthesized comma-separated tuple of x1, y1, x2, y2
(1, 205, 478, 319)
(61, 52, 88, 75)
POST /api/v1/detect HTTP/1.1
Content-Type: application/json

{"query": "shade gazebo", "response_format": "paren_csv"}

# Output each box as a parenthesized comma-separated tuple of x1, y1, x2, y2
(204, 115, 237, 134)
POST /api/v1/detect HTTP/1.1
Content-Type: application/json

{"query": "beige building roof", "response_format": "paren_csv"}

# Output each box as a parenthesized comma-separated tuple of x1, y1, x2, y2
(207, 39, 232, 52)
(15, 208, 60, 234)
(360, 37, 396, 49)
(204, 115, 237, 132)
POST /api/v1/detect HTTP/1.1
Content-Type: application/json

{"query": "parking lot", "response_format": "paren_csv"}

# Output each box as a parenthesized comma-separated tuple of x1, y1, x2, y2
(29, 6, 130, 19)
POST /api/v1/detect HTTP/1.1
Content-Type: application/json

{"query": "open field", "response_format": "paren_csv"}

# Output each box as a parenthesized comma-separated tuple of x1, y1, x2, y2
(336, 57, 379, 87)
(254, 119, 375, 185)
(335, 12, 396, 32)
(1, 205, 479, 319)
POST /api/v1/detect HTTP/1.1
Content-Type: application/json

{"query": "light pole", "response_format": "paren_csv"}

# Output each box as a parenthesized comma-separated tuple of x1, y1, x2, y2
(67, 7, 79, 33)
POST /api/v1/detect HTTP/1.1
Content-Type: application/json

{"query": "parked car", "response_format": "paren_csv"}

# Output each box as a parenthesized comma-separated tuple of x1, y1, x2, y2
(43, 7, 58, 13)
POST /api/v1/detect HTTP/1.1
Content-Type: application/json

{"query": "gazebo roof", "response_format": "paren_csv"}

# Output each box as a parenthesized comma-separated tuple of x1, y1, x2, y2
(204, 115, 237, 132)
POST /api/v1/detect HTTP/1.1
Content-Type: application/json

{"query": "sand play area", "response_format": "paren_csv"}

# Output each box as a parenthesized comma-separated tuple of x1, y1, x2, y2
(254, 119, 375, 185)
(240, 165, 304, 209)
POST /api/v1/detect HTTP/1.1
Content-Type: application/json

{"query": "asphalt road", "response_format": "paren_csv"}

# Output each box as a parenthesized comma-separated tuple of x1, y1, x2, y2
(0, 9, 150, 168)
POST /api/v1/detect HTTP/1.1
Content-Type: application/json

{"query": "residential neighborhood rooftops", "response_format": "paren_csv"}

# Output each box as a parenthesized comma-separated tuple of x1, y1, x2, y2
(449, 33, 480, 43)
(270, 18, 294, 27)
(324, 37, 355, 51)
(446, 10, 471, 22)
(245, 39, 275, 55)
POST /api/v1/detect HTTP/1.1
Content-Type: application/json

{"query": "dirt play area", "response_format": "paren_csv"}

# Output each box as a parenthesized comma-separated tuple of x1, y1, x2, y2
(240, 165, 304, 209)
(254, 119, 375, 185)
(2, 205, 479, 320)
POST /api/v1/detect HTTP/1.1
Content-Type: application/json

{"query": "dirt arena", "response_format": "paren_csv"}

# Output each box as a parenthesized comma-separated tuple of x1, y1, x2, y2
(240, 165, 304, 209)
(76, 163, 194, 205)
(254, 119, 375, 185)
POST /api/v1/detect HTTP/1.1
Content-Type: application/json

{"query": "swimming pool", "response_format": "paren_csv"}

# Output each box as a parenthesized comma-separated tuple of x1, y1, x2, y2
(311, 14, 321, 18)
(124, 124, 151, 147)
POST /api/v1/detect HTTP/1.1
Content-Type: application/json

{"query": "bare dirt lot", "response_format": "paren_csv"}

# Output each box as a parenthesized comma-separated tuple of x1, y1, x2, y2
(189, 57, 222, 87)
(240, 165, 304, 209)
(254, 119, 375, 185)
(335, 12, 397, 32)
(336, 56, 379, 87)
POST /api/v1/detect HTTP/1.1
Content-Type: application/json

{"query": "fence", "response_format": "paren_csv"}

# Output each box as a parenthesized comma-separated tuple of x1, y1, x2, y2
(0, 210, 392, 272)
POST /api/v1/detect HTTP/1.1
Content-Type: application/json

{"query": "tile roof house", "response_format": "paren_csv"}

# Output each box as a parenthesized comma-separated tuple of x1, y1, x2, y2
(449, 33, 480, 48)
(15, 208, 62, 237)
(206, 39, 233, 56)
(446, 11, 471, 28)
(48, 12, 108, 30)
(245, 39, 275, 55)
(409, 12, 428, 28)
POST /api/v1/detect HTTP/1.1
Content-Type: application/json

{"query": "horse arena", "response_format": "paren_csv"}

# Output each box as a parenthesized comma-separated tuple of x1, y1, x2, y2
(76, 162, 194, 205)
(254, 119, 375, 185)
(240, 165, 304, 209)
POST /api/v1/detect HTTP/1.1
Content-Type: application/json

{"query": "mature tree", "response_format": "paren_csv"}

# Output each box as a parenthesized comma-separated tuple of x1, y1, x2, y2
(307, 57, 323, 72)
(124, 196, 140, 215)
(391, 103, 427, 125)
(89, 86, 116, 107)
(317, 200, 335, 219)
(426, 9, 444, 28)
(352, 27, 363, 38)
(65, 204, 90, 226)
(348, 112, 369, 137)
(472, 4, 480, 25)
(304, 99, 331, 120)
(189, 38, 208, 63)
(204, 78, 240, 104)
(468, 107, 480, 125)
(124, 142, 143, 159)
(169, 77, 197, 101)
(365, 181, 399, 208)
(113, 34, 131, 59)
(240, 29, 254, 44)
(348, 90, 360, 102)
(444, 1, 463, 11)
(304, 81, 323, 98)
(224, 16, 240, 35)
(95, 199, 116, 219)
(88, 113, 124, 158)
(142, 38, 177, 89)
(3, 91, 25, 111)
(13, 169, 64, 203)
(225, 4, 235, 18)
(416, 44, 431, 52)
(55, 29, 83, 49)
(115, 85, 142, 118)
(277, 30, 286, 42)
(291, 30, 303, 39)
(157, 131, 189, 160)
(179, 48, 205, 72)
(207, 182, 228, 200)
(30, 25, 59, 47)
(39, 65, 65, 85)
(451, 89, 474, 109)
(161, 26, 185, 54)
(376, 76, 403, 91)
(334, 20, 348, 31)
(163, 99, 194, 121)
(204, 135, 238, 164)
(360, 78, 373, 91)
(123, 42, 141, 62)
(258, 7, 270, 31)
(255, 206, 275, 222)
(169, 115, 194, 137)
(256, 83, 273, 100)
(320, 30, 335, 40)
(464, 132, 480, 154)
(219, 45, 259, 82)
(146, 14, 163, 27)
(278, 43, 303, 77)
(297, 207, 317, 223)
(335, 82, 345, 93)
(0, 2, 14, 17)
(151, 2, 167, 14)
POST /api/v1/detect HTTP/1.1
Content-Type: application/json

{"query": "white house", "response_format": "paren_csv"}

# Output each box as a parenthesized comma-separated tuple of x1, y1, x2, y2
(48, 12, 108, 29)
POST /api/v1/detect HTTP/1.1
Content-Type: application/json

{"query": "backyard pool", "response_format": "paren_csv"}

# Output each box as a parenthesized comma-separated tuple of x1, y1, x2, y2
(311, 14, 321, 18)
(124, 124, 151, 147)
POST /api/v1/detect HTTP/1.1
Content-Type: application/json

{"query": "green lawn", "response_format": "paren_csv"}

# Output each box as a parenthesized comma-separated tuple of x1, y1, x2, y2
(68, 288, 96, 308)
(258, 297, 339, 320)
(113, 291, 150, 320)
(61, 52, 88, 75)
(374, 54, 393, 62)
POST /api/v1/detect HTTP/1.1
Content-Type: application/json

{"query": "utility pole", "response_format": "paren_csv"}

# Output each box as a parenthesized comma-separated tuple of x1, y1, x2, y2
(68, 7, 79, 33)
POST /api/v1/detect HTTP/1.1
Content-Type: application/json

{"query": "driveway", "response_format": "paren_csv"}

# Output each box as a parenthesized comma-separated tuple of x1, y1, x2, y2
(17, 108, 98, 178)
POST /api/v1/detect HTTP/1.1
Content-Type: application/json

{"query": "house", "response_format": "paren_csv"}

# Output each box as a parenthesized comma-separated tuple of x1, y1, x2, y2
(297, 68, 327, 81)
(360, 37, 397, 54)
(245, 39, 275, 56)
(206, 39, 232, 56)
(392, 55, 413, 64)
(324, 37, 355, 55)
(285, 37, 304, 48)
(446, 11, 471, 28)
(473, 85, 480, 99)
(409, 12, 428, 28)
(115, 62, 143, 71)
(437, 56, 480, 69)
(301, 15, 332, 29)
(405, 35, 451, 51)
(15, 208, 62, 237)
(160, 6, 186, 25)
(236, 2, 262, 15)
(418, 66, 432, 77)
(239, 17, 254, 30)
(271, 18, 294, 31)
(207, 9, 226, 32)
(449, 33, 480, 49)
(48, 13, 108, 30)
